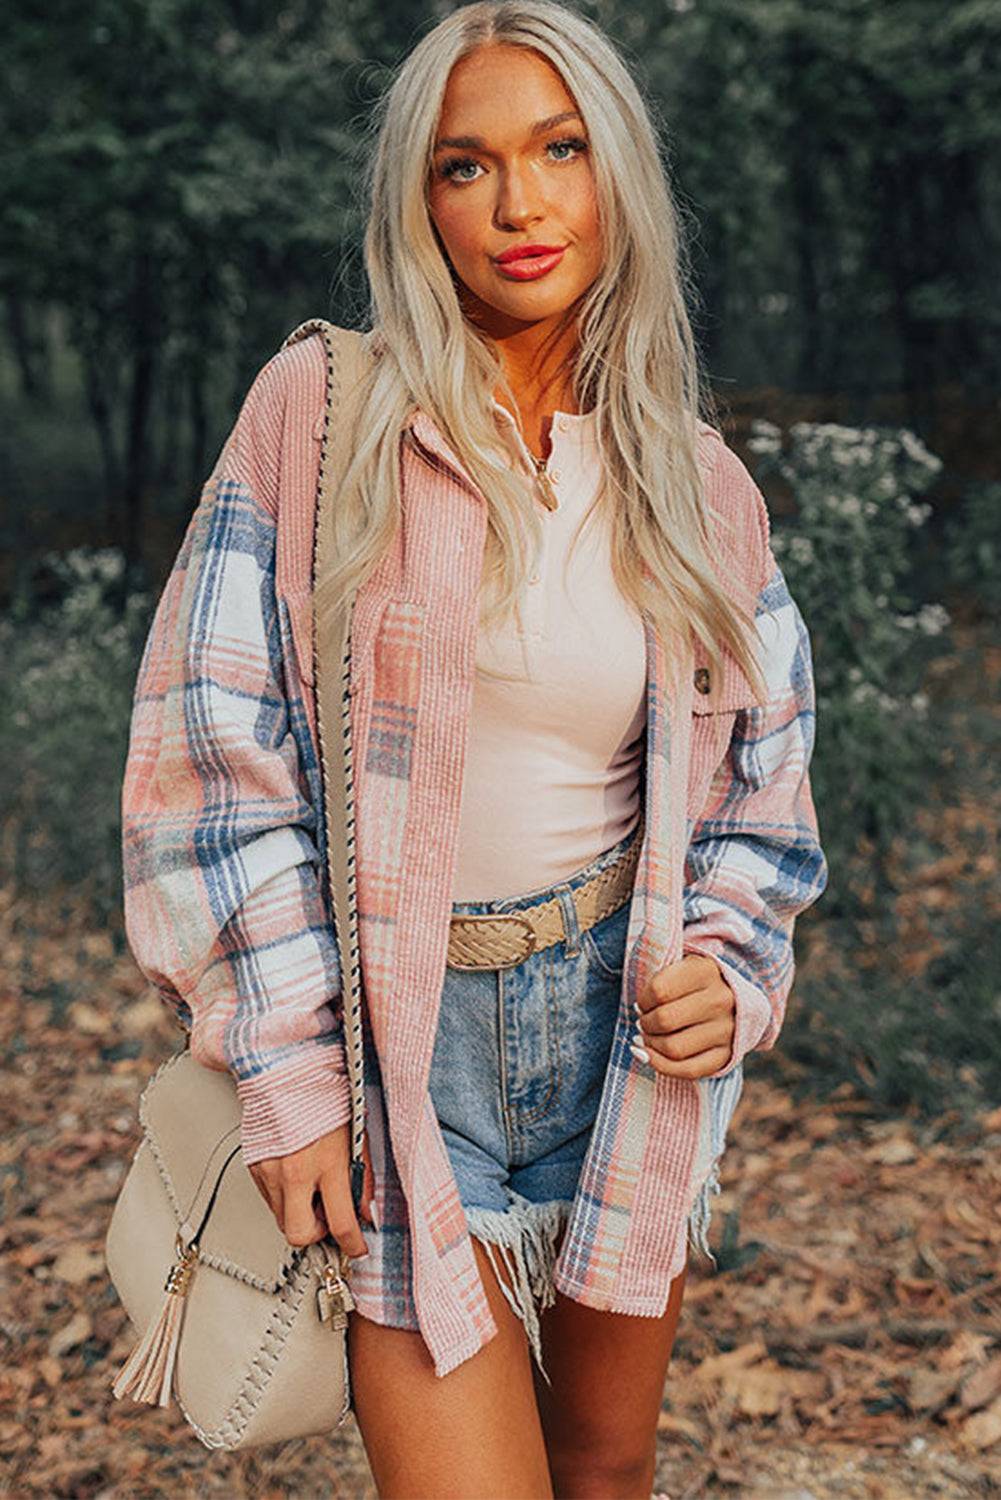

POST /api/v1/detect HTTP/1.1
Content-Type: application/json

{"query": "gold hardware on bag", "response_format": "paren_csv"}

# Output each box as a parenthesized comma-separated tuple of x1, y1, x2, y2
(317, 1258, 356, 1331)
(110, 1232, 201, 1407)
(166, 1233, 201, 1294)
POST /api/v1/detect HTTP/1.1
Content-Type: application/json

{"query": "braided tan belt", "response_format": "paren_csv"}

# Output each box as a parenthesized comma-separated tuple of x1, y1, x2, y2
(446, 823, 643, 971)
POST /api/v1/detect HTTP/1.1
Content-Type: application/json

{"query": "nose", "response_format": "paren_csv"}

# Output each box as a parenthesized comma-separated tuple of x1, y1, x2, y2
(493, 162, 546, 230)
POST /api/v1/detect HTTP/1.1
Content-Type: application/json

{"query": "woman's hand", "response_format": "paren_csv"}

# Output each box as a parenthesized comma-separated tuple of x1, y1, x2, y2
(632, 952, 736, 1078)
(248, 1124, 377, 1258)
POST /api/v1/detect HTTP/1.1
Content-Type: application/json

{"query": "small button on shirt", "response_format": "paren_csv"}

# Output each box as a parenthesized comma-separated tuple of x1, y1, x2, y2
(451, 402, 647, 902)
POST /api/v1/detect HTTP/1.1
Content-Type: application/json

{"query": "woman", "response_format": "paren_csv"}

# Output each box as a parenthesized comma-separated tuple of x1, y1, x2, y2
(122, 2, 828, 1495)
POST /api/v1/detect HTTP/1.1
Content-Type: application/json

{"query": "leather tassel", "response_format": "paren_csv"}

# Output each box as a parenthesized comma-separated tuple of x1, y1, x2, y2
(111, 1235, 199, 1408)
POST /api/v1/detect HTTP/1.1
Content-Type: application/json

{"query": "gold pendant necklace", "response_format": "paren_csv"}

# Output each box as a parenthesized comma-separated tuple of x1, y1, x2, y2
(532, 453, 559, 511)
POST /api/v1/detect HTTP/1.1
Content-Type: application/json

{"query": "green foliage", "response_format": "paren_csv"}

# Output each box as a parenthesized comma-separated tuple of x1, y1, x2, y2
(943, 480, 1001, 619)
(749, 419, 948, 896)
(783, 897, 1001, 1120)
(0, 550, 151, 922)
(745, 422, 999, 1112)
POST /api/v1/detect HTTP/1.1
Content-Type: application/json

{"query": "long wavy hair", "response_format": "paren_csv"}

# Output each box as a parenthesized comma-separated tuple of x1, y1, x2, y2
(316, 0, 767, 703)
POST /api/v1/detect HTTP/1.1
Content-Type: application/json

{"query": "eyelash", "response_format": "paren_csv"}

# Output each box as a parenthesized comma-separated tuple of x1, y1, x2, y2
(437, 136, 589, 184)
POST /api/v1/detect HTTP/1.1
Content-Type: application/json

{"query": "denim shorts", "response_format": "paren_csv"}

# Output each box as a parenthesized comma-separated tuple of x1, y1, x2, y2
(427, 818, 641, 1385)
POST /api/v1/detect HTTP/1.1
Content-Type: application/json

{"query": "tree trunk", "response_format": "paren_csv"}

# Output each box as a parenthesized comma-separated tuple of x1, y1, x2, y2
(5, 294, 51, 403)
(188, 358, 208, 498)
(122, 248, 160, 578)
(784, 32, 826, 395)
(80, 342, 123, 534)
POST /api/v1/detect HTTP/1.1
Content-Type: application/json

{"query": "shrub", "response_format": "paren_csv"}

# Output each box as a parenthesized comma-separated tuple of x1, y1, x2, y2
(0, 548, 151, 923)
(747, 419, 948, 903)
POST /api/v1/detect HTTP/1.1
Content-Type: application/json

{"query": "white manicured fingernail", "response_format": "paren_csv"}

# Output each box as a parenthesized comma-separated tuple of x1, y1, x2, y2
(630, 1042, 650, 1064)
(371, 1199, 381, 1231)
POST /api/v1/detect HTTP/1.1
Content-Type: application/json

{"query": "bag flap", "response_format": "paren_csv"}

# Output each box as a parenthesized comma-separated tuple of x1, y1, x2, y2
(138, 1049, 300, 1292)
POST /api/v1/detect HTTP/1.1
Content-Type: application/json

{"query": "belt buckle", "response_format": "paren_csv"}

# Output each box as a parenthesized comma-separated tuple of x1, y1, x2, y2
(450, 911, 537, 970)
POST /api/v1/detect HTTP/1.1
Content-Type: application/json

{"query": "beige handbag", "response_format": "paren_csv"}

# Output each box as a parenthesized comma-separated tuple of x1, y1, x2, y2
(104, 320, 376, 1451)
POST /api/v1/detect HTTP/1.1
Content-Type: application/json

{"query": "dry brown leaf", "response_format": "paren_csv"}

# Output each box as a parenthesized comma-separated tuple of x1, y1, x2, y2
(905, 1366, 964, 1412)
(959, 1396, 1001, 1451)
(47, 1309, 91, 1358)
(36, 1355, 61, 1388)
(959, 1354, 1001, 1412)
(66, 1001, 106, 1034)
(692, 1339, 769, 1383)
(865, 1135, 917, 1166)
(655, 1410, 703, 1441)
(49, 1245, 106, 1284)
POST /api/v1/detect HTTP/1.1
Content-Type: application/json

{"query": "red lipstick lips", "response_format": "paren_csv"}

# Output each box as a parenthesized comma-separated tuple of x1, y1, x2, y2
(494, 242, 566, 263)
(493, 243, 567, 281)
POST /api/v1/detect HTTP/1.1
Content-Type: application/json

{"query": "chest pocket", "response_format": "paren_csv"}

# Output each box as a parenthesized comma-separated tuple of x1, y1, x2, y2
(281, 585, 316, 687)
(687, 638, 757, 815)
(280, 582, 383, 708)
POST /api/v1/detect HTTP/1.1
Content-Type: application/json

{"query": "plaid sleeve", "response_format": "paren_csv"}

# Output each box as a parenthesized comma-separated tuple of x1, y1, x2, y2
(682, 550, 829, 1078)
(121, 358, 352, 1166)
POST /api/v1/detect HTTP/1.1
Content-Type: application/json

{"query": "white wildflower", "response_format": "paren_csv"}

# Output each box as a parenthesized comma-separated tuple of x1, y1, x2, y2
(899, 429, 943, 473)
(915, 603, 950, 635)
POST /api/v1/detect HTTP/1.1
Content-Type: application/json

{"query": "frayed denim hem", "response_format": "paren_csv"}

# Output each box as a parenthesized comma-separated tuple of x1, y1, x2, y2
(687, 1157, 722, 1270)
(465, 1191, 572, 1388)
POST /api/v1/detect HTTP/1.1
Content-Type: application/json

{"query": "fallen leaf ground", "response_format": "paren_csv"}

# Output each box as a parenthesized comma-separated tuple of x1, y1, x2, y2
(2, 888, 998, 1500)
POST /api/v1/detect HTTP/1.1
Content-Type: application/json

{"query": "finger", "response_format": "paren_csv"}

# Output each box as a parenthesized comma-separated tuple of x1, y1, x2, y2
(320, 1171, 369, 1259)
(360, 1132, 376, 1226)
(638, 1043, 733, 1079)
(248, 1167, 275, 1212)
(640, 998, 704, 1039)
(645, 1016, 728, 1058)
(645, 953, 715, 1006)
(283, 1182, 324, 1248)
(641, 1008, 717, 1045)
(249, 1166, 285, 1233)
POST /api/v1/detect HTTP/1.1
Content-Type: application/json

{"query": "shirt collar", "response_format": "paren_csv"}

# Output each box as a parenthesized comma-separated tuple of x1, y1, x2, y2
(403, 398, 596, 480)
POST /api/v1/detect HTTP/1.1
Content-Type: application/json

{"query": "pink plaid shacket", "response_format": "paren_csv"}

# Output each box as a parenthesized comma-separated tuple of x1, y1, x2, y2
(122, 330, 828, 1378)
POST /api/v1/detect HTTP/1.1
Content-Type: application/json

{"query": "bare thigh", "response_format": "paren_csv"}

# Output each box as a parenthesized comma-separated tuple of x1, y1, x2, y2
(531, 1227, 689, 1500)
(347, 1234, 554, 1500)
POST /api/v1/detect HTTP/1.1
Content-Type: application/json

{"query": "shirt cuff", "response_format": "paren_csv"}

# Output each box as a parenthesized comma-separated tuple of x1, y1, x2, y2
(681, 942, 773, 1079)
(236, 1044, 355, 1167)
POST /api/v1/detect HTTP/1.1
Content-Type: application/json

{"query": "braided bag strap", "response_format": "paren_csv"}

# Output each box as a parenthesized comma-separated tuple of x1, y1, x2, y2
(279, 318, 376, 1214)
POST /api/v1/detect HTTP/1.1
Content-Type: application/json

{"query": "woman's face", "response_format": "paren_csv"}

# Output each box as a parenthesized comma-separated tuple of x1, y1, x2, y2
(427, 43, 603, 338)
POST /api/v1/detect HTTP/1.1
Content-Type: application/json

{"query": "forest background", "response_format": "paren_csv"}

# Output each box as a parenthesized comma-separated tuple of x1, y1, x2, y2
(1, 1, 999, 1496)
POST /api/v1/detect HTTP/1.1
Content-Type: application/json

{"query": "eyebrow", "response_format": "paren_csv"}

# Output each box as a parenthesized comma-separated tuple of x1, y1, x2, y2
(433, 110, 585, 152)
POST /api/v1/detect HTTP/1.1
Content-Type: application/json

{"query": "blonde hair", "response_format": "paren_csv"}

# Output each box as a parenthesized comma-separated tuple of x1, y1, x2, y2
(317, 0, 767, 703)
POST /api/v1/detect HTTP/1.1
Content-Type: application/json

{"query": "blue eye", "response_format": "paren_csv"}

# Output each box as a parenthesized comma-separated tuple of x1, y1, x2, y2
(437, 136, 589, 184)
